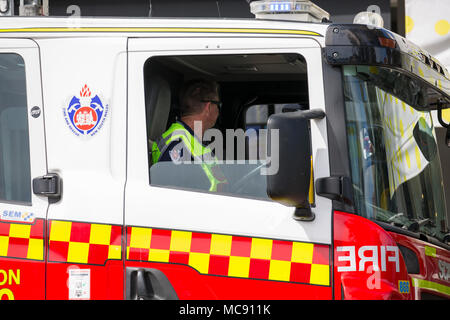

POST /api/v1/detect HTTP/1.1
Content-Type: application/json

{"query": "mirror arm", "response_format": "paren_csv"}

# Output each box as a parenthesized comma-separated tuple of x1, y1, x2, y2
(436, 100, 449, 128)
(293, 207, 315, 222)
(438, 100, 450, 147)
(300, 109, 326, 120)
(316, 176, 353, 205)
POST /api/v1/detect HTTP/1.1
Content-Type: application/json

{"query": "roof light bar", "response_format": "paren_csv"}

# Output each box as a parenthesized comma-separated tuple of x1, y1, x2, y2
(250, 0, 330, 23)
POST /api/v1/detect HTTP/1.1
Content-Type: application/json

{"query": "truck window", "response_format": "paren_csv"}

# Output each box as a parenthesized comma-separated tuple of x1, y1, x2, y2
(0, 53, 31, 203)
(343, 65, 448, 243)
(145, 53, 310, 200)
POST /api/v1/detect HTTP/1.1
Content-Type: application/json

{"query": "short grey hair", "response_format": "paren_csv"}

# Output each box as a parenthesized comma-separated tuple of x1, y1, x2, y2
(180, 79, 219, 116)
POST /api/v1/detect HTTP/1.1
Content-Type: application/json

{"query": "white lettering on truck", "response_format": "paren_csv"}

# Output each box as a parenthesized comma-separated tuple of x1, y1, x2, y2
(438, 260, 450, 282)
(336, 246, 400, 273)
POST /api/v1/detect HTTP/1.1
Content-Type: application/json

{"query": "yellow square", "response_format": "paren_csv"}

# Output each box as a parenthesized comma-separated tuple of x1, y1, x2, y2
(269, 260, 291, 281)
(210, 234, 232, 256)
(50, 221, 72, 242)
(27, 238, 43, 260)
(188, 252, 210, 274)
(129, 227, 152, 249)
(228, 256, 250, 278)
(148, 248, 170, 263)
(67, 242, 90, 263)
(291, 242, 314, 264)
(250, 238, 272, 260)
(170, 230, 192, 252)
(0, 235, 9, 256)
(9, 224, 31, 239)
(108, 245, 121, 260)
(90, 224, 111, 245)
(310, 264, 329, 286)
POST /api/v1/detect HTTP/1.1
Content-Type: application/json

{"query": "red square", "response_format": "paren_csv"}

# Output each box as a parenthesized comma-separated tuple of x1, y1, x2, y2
(30, 219, 44, 239)
(290, 262, 311, 284)
(312, 244, 329, 265)
(169, 251, 189, 265)
(271, 240, 293, 261)
(208, 254, 230, 276)
(88, 244, 109, 265)
(128, 247, 149, 261)
(249, 258, 270, 279)
(0, 222, 10, 237)
(69, 222, 91, 243)
(150, 229, 171, 250)
(126, 227, 133, 247)
(230, 236, 252, 257)
(190, 232, 211, 253)
(49, 240, 69, 262)
(109, 225, 122, 246)
(8, 237, 29, 258)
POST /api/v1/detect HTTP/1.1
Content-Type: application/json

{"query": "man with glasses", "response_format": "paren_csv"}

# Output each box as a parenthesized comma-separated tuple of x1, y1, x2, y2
(151, 79, 227, 192)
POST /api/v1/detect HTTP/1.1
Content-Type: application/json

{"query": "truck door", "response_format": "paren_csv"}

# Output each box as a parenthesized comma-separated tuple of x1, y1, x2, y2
(125, 34, 332, 299)
(0, 39, 48, 300)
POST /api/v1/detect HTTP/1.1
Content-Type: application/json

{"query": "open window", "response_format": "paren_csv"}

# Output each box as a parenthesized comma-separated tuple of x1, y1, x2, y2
(144, 53, 310, 200)
(0, 53, 31, 204)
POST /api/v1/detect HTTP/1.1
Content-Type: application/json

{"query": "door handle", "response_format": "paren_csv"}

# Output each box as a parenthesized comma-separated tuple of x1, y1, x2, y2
(32, 173, 61, 202)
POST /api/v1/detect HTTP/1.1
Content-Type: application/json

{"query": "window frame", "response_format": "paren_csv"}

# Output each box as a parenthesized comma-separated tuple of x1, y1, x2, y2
(0, 52, 32, 205)
(143, 52, 312, 200)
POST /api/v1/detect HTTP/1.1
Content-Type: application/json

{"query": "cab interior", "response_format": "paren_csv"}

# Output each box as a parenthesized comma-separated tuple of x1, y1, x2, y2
(144, 52, 310, 162)
(143, 53, 312, 197)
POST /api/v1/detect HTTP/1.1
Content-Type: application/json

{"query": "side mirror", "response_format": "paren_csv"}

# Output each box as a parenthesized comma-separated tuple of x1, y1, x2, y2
(266, 109, 325, 221)
(413, 117, 437, 161)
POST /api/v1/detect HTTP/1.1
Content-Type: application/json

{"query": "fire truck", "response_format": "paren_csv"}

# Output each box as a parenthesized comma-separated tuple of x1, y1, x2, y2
(0, 0, 449, 300)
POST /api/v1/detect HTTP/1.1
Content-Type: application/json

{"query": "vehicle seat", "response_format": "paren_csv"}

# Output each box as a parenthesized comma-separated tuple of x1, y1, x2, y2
(146, 76, 171, 163)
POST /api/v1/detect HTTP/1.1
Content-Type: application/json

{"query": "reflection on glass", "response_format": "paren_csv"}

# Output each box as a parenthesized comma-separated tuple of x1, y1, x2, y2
(343, 65, 448, 243)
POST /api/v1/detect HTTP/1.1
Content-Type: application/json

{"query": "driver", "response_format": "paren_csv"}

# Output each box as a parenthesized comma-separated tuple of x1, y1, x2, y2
(151, 78, 228, 192)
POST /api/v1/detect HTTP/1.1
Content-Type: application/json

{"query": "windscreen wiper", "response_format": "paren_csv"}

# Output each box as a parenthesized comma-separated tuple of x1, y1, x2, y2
(386, 212, 409, 229)
(408, 218, 431, 232)
(388, 212, 404, 222)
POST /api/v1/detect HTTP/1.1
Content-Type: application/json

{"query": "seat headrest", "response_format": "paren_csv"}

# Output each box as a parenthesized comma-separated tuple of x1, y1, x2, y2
(147, 76, 171, 142)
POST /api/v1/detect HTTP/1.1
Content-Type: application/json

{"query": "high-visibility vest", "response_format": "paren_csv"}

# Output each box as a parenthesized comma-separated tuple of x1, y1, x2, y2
(151, 122, 227, 192)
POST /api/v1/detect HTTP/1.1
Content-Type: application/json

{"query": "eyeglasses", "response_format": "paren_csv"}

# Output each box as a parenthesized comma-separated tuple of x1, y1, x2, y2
(202, 100, 222, 111)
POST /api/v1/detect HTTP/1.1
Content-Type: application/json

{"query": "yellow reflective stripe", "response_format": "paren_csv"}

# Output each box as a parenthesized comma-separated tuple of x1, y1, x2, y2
(169, 134, 209, 157)
(0, 27, 322, 36)
(127, 226, 331, 286)
(49, 220, 122, 264)
(201, 163, 218, 192)
(309, 156, 314, 204)
(163, 123, 212, 157)
(411, 278, 450, 296)
(155, 122, 224, 191)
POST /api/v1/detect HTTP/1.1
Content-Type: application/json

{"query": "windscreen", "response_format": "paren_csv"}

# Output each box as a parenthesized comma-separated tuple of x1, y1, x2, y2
(343, 65, 448, 243)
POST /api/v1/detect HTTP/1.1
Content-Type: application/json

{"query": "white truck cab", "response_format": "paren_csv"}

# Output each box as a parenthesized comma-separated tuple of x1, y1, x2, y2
(0, 8, 449, 300)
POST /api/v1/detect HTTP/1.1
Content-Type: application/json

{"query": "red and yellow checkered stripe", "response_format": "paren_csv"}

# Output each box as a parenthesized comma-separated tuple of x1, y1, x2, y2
(49, 220, 122, 265)
(0, 219, 45, 261)
(126, 227, 330, 286)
